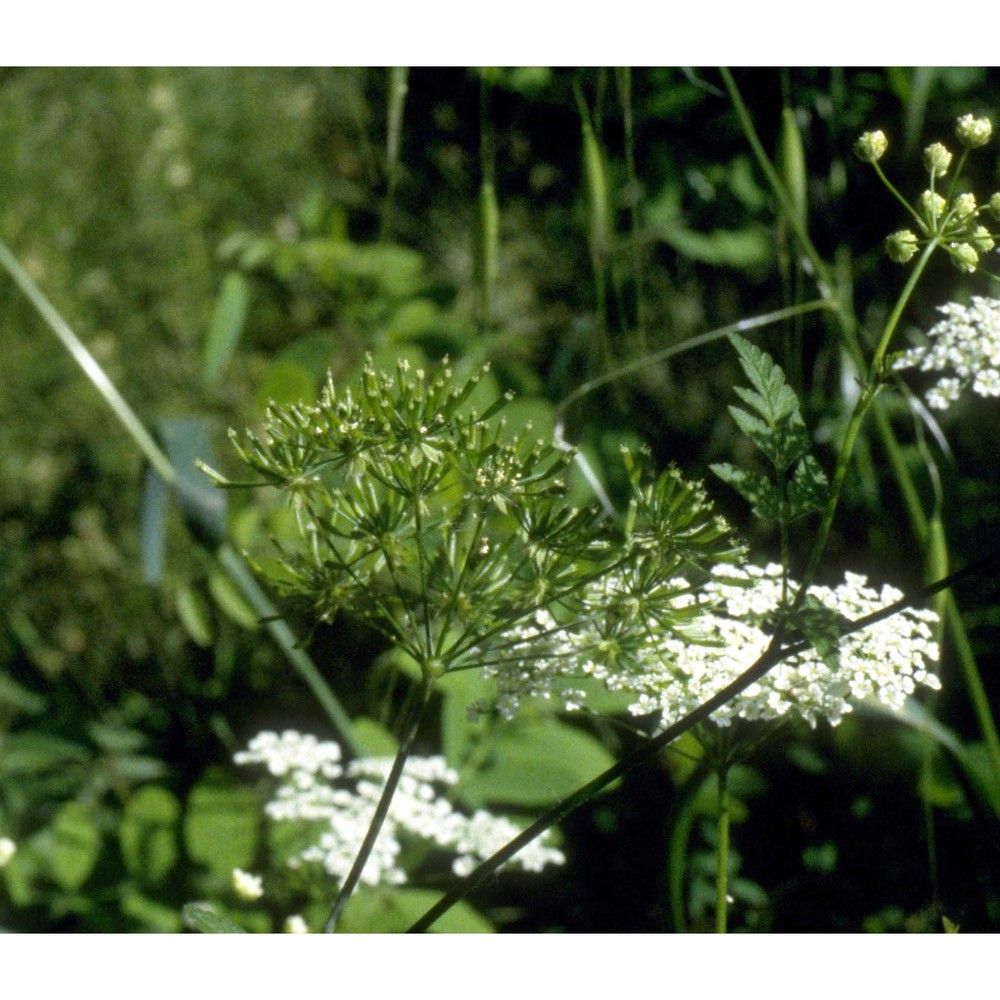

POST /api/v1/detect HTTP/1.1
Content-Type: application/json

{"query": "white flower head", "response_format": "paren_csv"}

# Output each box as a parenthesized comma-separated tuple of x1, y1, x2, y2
(893, 296, 1000, 410)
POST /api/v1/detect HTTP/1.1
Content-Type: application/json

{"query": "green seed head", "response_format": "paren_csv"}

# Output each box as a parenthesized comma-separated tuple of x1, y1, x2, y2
(918, 190, 947, 228)
(884, 230, 919, 264)
(955, 114, 992, 149)
(923, 142, 953, 178)
(951, 192, 978, 221)
(971, 225, 996, 254)
(854, 129, 888, 163)
(949, 242, 979, 272)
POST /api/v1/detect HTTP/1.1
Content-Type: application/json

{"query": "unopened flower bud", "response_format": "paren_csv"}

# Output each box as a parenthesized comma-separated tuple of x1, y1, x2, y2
(951, 192, 978, 220)
(971, 226, 996, 253)
(955, 114, 992, 149)
(884, 230, 919, 264)
(923, 142, 953, 178)
(854, 130, 888, 163)
(949, 242, 979, 273)
(918, 190, 947, 227)
(989, 193, 1000, 221)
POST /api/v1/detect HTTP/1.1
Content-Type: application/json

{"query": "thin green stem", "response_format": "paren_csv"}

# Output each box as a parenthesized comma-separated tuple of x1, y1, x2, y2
(715, 765, 731, 934)
(800, 237, 938, 593)
(379, 67, 409, 243)
(871, 161, 926, 231)
(616, 67, 647, 352)
(723, 65, 1000, 797)
(324, 672, 434, 932)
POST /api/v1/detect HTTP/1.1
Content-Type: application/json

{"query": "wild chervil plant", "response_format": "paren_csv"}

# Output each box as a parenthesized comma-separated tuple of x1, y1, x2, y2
(202, 355, 744, 930)
(195, 109, 1000, 935)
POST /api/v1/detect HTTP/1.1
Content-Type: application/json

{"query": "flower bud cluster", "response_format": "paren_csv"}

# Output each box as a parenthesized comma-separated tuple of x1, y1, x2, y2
(856, 114, 998, 274)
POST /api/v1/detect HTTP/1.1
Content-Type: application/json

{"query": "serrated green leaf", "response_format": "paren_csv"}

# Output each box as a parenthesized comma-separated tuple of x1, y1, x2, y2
(788, 454, 828, 520)
(182, 903, 247, 933)
(727, 334, 810, 471)
(710, 462, 782, 520)
(120, 785, 181, 884)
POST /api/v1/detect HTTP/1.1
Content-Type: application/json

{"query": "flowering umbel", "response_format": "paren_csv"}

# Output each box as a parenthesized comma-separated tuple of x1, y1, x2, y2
(235, 731, 565, 889)
(856, 114, 998, 274)
(481, 563, 941, 732)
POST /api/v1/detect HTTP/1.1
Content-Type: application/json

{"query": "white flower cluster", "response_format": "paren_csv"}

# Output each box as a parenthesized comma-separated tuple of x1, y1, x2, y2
(624, 564, 941, 730)
(235, 731, 564, 890)
(480, 564, 940, 731)
(893, 296, 1000, 410)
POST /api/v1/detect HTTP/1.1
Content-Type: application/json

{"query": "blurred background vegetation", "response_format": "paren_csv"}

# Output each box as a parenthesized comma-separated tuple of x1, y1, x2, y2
(2, 66, 1000, 932)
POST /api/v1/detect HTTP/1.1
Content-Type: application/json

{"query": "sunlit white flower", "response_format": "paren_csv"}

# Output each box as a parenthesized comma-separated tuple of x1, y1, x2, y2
(232, 868, 264, 901)
(284, 914, 310, 933)
(0, 838, 16, 868)
(893, 296, 1000, 410)
(236, 732, 564, 890)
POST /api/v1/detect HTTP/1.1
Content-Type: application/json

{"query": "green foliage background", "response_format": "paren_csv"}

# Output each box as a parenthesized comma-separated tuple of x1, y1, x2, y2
(2, 67, 1000, 932)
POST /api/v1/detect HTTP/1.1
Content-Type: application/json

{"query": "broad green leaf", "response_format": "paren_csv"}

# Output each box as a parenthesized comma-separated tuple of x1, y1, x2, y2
(182, 903, 247, 934)
(203, 271, 250, 388)
(0, 732, 91, 776)
(139, 464, 169, 584)
(338, 886, 493, 933)
(0, 672, 46, 716)
(351, 716, 398, 758)
(655, 221, 773, 269)
(183, 776, 259, 874)
(455, 717, 616, 808)
(121, 887, 184, 932)
(255, 359, 317, 411)
(120, 785, 181, 884)
(438, 668, 494, 768)
(47, 801, 101, 891)
(175, 582, 214, 648)
(207, 568, 259, 630)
